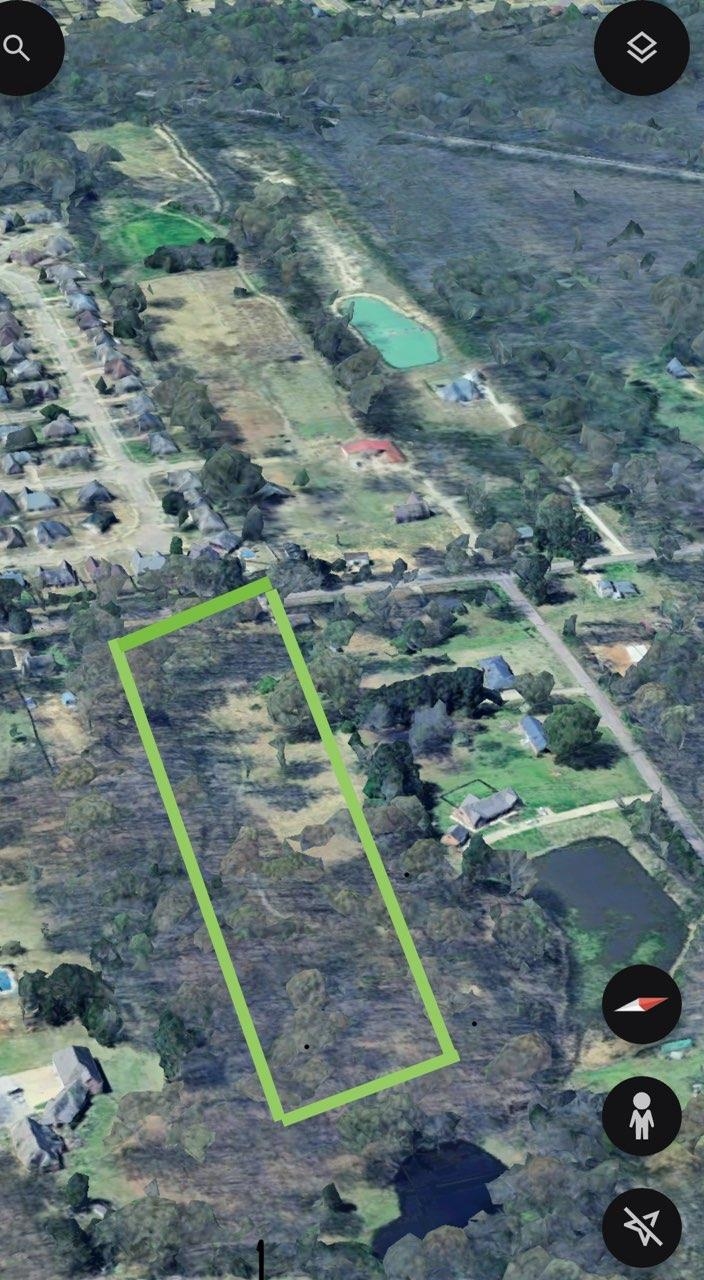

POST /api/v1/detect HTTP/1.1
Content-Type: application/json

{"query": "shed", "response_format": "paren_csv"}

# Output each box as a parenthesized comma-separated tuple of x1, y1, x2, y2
(666, 357, 692, 379)
(441, 823, 470, 848)
(659, 1038, 693, 1059)
(345, 551, 371, 572)
(614, 580, 638, 599)
(61, 691, 78, 708)
(479, 655, 516, 692)
(394, 492, 432, 523)
(521, 715, 549, 755)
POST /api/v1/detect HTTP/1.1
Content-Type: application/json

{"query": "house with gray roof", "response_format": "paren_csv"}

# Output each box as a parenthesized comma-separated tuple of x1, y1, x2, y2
(149, 431, 179, 457)
(35, 520, 71, 546)
(11, 1115, 64, 1172)
(479, 655, 516, 692)
(53, 1045, 105, 1096)
(42, 1080, 90, 1129)
(78, 480, 114, 510)
(521, 715, 549, 755)
(21, 488, 58, 513)
(38, 561, 78, 588)
(452, 787, 521, 831)
(436, 372, 483, 404)
(0, 525, 25, 549)
(0, 490, 19, 518)
(43, 415, 78, 440)
(131, 549, 167, 575)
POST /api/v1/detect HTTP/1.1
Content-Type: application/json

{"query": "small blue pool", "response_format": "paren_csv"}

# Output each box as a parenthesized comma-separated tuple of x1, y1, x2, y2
(0, 968, 14, 992)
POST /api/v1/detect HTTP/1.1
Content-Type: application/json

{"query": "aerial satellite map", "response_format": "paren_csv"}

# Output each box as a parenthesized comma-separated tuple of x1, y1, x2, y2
(1, 0, 704, 1274)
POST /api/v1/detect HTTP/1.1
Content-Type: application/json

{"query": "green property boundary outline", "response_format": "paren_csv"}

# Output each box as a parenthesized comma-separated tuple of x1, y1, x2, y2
(109, 576, 459, 1127)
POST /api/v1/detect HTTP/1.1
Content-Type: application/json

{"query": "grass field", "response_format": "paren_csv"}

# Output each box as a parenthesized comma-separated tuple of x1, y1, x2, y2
(115, 209, 215, 265)
(573, 1046, 704, 1107)
(635, 359, 704, 449)
(425, 704, 643, 828)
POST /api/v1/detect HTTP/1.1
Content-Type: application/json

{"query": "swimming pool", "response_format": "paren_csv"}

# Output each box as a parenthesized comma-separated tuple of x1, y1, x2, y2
(0, 967, 15, 993)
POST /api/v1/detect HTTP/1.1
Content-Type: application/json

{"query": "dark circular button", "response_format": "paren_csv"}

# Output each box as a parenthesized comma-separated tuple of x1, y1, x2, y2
(602, 1188, 681, 1267)
(0, 1, 65, 97)
(594, 0, 689, 96)
(602, 964, 682, 1044)
(602, 1075, 682, 1156)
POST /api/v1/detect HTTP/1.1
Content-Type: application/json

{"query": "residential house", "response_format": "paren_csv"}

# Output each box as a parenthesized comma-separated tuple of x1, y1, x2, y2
(521, 715, 549, 755)
(43, 415, 78, 440)
(42, 1080, 89, 1129)
(11, 1115, 64, 1172)
(452, 788, 521, 831)
(479, 655, 516, 692)
(149, 431, 179, 457)
(0, 525, 25, 549)
(83, 509, 118, 534)
(78, 480, 114, 510)
(131, 550, 167, 575)
(394, 492, 432, 524)
(38, 561, 78, 588)
(34, 520, 71, 546)
(340, 438, 406, 465)
(22, 488, 58, 513)
(53, 1045, 105, 1096)
(0, 490, 18, 518)
(436, 373, 482, 403)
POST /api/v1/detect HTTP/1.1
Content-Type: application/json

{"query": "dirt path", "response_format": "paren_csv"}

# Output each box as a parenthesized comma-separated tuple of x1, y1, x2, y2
(394, 129, 704, 185)
(484, 793, 652, 846)
(154, 125, 224, 217)
(565, 476, 630, 557)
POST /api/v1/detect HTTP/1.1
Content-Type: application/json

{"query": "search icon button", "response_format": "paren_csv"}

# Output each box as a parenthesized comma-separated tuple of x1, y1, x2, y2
(0, 1, 64, 96)
(3, 35, 30, 63)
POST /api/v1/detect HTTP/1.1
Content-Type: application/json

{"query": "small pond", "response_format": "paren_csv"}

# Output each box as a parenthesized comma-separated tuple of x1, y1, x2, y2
(372, 1140, 504, 1258)
(533, 838, 686, 1016)
(344, 295, 440, 370)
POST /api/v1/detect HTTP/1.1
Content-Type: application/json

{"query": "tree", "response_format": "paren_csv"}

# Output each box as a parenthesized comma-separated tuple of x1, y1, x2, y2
(241, 506, 264, 543)
(544, 702, 601, 765)
(408, 700, 454, 755)
(363, 741, 428, 805)
(534, 494, 598, 569)
(154, 1009, 197, 1082)
(169, 536, 183, 556)
(66, 1172, 90, 1213)
(516, 671, 555, 714)
(515, 551, 552, 604)
(6, 606, 32, 635)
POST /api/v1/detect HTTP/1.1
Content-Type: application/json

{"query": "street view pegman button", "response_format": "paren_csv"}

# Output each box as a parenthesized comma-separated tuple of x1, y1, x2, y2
(594, 0, 690, 96)
(0, 1, 65, 97)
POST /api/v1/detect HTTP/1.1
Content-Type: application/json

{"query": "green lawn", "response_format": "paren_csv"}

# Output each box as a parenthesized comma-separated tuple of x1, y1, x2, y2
(123, 439, 155, 463)
(573, 1045, 704, 1107)
(426, 705, 643, 828)
(633, 359, 704, 449)
(112, 208, 216, 266)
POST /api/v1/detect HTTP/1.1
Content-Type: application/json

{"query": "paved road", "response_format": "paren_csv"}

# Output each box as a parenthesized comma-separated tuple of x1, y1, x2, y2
(0, 265, 171, 565)
(499, 574, 704, 856)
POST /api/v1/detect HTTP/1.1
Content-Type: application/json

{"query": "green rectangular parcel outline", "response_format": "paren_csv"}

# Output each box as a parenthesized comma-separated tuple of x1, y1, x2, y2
(109, 577, 459, 1126)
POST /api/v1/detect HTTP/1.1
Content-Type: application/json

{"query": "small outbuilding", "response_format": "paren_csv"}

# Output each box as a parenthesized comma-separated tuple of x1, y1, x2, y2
(394, 492, 432, 524)
(521, 714, 549, 755)
(11, 1116, 64, 1172)
(479, 655, 516, 692)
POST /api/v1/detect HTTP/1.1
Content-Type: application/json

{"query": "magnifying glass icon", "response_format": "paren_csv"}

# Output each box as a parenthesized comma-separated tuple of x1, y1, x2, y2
(3, 34, 30, 62)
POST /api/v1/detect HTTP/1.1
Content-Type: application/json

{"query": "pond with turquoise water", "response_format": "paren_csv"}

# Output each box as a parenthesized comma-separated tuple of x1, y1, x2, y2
(344, 295, 440, 369)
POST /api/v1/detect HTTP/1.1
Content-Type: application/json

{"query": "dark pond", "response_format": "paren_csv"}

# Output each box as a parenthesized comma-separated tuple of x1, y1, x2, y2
(372, 1140, 505, 1258)
(532, 837, 686, 969)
